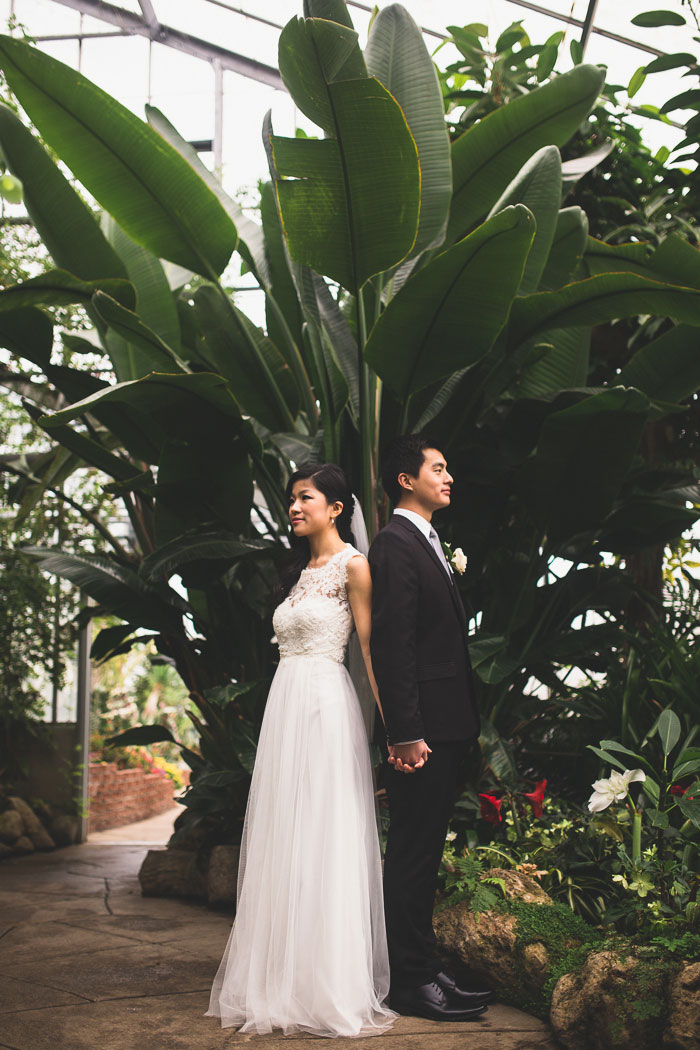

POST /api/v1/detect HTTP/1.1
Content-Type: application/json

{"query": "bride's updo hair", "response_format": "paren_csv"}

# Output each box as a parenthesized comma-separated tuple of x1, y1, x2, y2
(275, 462, 354, 604)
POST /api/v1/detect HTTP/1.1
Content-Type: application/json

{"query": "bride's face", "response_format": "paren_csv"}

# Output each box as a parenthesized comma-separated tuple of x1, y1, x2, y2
(289, 479, 342, 537)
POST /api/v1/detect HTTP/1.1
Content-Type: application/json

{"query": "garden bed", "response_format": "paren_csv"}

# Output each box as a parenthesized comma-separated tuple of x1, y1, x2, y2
(88, 761, 178, 832)
(433, 868, 700, 1050)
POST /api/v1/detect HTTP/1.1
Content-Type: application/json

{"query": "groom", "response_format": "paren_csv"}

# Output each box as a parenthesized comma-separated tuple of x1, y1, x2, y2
(369, 435, 491, 1022)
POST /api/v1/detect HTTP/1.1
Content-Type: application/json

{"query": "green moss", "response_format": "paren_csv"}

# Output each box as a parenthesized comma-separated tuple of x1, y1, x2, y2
(489, 899, 677, 1029)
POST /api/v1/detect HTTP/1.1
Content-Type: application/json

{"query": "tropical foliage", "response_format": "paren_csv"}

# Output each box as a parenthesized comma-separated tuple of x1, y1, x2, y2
(2, 1, 700, 846)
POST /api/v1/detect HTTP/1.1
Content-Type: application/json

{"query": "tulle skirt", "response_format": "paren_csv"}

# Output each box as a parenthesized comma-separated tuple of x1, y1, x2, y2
(206, 654, 396, 1037)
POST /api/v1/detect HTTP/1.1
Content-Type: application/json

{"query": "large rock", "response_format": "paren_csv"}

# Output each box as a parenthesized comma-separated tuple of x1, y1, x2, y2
(0, 808, 24, 843)
(488, 867, 552, 904)
(48, 812, 80, 847)
(207, 844, 240, 907)
(433, 868, 553, 998)
(139, 848, 207, 900)
(10, 796, 44, 834)
(12, 836, 35, 855)
(664, 961, 700, 1050)
(550, 950, 669, 1050)
(8, 796, 55, 850)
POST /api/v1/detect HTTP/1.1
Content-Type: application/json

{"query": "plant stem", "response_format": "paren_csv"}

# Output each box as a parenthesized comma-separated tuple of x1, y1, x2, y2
(632, 806, 642, 863)
(357, 288, 376, 536)
(509, 795, 523, 839)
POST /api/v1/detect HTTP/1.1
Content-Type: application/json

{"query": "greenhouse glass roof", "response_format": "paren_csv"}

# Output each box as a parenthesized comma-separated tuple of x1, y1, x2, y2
(1, 0, 695, 198)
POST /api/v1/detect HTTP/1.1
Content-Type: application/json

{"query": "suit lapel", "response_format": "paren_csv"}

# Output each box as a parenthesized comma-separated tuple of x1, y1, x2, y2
(391, 516, 465, 624)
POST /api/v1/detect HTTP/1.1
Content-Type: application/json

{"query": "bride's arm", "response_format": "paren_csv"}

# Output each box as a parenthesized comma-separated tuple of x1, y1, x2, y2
(346, 555, 386, 726)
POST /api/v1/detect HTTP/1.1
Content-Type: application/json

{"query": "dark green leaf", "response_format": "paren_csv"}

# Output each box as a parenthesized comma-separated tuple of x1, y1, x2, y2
(644, 53, 696, 74)
(0, 34, 237, 276)
(449, 63, 604, 241)
(366, 4, 452, 254)
(106, 724, 177, 748)
(632, 10, 686, 27)
(0, 102, 127, 281)
(658, 707, 682, 756)
(0, 270, 135, 312)
(365, 205, 535, 399)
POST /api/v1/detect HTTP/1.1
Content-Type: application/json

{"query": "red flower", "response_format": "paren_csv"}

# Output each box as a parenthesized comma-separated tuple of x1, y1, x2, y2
(670, 784, 694, 800)
(478, 793, 503, 823)
(523, 780, 547, 818)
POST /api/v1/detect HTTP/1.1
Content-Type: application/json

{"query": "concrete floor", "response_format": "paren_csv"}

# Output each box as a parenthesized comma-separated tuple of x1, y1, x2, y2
(0, 814, 558, 1050)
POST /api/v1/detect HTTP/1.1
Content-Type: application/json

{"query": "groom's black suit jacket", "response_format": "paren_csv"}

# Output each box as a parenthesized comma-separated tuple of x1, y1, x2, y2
(368, 514, 480, 746)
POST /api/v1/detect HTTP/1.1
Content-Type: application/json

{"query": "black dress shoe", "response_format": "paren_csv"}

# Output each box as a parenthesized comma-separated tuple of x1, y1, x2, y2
(436, 971, 495, 1007)
(390, 980, 488, 1022)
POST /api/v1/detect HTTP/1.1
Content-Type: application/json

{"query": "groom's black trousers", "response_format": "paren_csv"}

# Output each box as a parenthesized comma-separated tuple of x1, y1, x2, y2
(382, 740, 465, 988)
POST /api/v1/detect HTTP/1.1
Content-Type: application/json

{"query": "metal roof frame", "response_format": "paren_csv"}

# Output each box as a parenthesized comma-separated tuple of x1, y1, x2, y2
(40, 0, 669, 89)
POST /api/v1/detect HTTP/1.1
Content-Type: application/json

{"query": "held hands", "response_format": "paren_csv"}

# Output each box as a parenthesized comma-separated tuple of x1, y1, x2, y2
(388, 740, 432, 774)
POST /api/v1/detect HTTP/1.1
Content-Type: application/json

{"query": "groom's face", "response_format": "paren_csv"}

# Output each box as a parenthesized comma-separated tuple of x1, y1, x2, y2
(404, 448, 453, 512)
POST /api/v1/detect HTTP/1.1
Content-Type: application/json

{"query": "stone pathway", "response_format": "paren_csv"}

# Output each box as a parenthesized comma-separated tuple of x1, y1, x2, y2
(0, 829, 557, 1050)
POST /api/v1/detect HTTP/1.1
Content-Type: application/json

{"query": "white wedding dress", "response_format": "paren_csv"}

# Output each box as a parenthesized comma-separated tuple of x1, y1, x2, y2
(206, 543, 396, 1037)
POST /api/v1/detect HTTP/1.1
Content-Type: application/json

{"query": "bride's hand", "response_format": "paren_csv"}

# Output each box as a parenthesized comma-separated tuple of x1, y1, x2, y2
(389, 741, 431, 773)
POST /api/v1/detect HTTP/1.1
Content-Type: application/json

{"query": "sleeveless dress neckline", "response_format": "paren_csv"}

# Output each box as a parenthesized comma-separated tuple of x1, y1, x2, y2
(302, 542, 351, 573)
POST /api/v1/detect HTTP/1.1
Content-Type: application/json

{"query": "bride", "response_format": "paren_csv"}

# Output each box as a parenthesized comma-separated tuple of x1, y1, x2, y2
(206, 463, 396, 1037)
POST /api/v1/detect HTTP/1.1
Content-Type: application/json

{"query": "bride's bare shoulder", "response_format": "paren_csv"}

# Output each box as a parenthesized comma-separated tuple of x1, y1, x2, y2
(345, 550, 370, 588)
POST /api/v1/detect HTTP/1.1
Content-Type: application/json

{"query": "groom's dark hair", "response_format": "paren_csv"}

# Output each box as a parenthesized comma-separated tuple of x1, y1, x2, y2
(381, 434, 436, 505)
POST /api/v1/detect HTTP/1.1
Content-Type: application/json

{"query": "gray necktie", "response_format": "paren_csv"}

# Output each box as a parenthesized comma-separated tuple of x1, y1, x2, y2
(428, 526, 453, 578)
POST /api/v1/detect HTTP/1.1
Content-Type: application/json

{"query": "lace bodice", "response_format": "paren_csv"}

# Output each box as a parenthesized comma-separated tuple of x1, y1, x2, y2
(273, 543, 363, 662)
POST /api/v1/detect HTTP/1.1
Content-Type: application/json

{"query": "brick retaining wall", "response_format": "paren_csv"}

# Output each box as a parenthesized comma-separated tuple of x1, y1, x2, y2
(88, 762, 177, 832)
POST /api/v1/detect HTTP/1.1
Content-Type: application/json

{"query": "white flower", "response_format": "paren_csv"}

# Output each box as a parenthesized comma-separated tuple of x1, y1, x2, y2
(587, 769, 646, 812)
(445, 830, 457, 842)
(451, 547, 468, 574)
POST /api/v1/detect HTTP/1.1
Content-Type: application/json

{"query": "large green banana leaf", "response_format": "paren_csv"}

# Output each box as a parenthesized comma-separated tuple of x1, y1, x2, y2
(258, 182, 318, 423)
(91, 292, 186, 377)
(269, 16, 420, 291)
(0, 102, 127, 281)
(650, 233, 700, 289)
(488, 146, 562, 295)
(511, 327, 590, 398)
(142, 533, 273, 583)
(155, 436, 253, 546)
(101, 216, 182, 381)
(517, 386, 651, 543)
(509, 272, 700, 350)
(599, 497, 699, 554)
(24, 402, 143, 483)
(0, 307, 53, 365)
(44, 372, 262, 469)
(260, 180, 305, 359)
(11, 342, 160, 464)
(365, 4, 452, 255)
(618, 324, 700, 403)
(365, 205, 535, 400)
(103, 217, 181, 353)
(43, 370, 248, 428)
(583, 234, 700, 288)
(540, 207, 588, 289)
(191, 285, 299, 433)
(144, 103, 269, 289)
(23, 548, 186, 632)
(0, 35, 237, 277)
(581, 237, 650, 278)
(449, 63, 605, 242)
(0, 271, 135, 312)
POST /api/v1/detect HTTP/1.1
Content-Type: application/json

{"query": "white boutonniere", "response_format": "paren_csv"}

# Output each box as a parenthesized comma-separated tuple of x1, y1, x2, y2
(441, 541, 468, 575)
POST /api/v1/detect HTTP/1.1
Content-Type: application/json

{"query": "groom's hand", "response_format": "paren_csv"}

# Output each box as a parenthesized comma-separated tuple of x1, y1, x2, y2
(388, 740, 432, 773)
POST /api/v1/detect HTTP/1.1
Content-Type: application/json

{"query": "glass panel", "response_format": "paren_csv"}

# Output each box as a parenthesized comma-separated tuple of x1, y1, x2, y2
(79, 35, 150, 115)
(15, 0, 80, 35)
